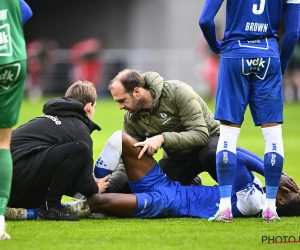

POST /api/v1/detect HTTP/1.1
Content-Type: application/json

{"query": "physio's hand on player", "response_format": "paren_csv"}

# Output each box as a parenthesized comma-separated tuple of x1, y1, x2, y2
(279, 174, 299, 193)
(93, 173, 111, 193)
(134, 135, 164, 159)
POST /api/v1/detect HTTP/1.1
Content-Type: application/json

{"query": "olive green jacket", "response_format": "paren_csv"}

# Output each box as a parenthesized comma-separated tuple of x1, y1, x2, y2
(123, 71, 220, 160)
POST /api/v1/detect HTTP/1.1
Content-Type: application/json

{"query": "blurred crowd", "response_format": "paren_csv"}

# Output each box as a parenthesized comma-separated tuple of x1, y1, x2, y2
(25, 37, 106, 101)
(25, 36, 300, 103)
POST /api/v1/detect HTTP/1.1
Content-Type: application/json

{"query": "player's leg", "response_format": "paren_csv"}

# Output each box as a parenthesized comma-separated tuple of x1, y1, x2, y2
(88, 132, 164, 217)
(121, 132, 157, 181)
(88, 132, 157, 216)
(0, 129, 12, 240)
(260, 124, 283, 222)
(94, 130, 157, 182)
(250, 57, 283, 222)
(0, 60, 26, 239)
(88, 193, 137, 217)
(94, 131, 123, 178)
(209, 57, 246, 222)
(100, 131, 156, 193)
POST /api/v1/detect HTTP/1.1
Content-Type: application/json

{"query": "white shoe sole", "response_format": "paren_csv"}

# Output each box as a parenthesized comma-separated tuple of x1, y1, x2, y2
(1, 232, 11, 240)
(62, 200, 91, 218)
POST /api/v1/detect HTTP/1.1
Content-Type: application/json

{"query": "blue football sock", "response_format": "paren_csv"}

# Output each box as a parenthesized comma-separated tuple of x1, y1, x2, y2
(216, 150, 237, 198)
(262, 125, 284, 200)
(264, 152, 284, 199)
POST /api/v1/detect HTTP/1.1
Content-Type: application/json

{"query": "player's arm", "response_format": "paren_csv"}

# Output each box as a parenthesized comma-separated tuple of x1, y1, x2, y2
(199, 0, 224, 54)
(20, 0, 33, 25)
(237, 151, 264, 176)
(239, 150, 299, 193)
(280, 3, 300, 75)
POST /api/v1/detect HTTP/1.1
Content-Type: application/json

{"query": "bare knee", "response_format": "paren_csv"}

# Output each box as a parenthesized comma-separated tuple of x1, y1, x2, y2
(121, 132, 139, 156)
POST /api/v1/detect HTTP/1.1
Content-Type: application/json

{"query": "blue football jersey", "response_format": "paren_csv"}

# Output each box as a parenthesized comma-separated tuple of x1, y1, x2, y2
(223, 1, 285, 43)
(200, 0, 300, 58)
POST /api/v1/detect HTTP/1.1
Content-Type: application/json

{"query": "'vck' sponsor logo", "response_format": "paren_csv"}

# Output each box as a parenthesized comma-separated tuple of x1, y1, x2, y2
(242, 57, 270, 80)
(0, 63, 21, 90)
(246, 58, 265, 69)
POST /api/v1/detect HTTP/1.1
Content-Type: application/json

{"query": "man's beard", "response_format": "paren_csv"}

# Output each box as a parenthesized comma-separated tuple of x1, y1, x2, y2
(128, 97, 148, 115)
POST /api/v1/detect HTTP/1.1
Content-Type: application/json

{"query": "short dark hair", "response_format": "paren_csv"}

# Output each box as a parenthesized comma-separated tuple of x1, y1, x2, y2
(277, 199, 300, 217)
(108, 69, 148, 93)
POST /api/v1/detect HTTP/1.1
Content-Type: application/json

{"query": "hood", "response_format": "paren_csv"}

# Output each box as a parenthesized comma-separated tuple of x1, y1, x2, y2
(142, 71, 164, 111)
(43, 97, 101, 133)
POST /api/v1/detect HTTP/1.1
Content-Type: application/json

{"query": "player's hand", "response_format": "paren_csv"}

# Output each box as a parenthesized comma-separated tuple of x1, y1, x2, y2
(133, 135, 164, 159)
(279, 174, 299, 193)
(94, 174, 111, 193)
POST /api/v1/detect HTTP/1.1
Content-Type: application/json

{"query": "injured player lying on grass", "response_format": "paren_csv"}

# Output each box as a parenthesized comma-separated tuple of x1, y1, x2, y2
(6, 131, 300, 221)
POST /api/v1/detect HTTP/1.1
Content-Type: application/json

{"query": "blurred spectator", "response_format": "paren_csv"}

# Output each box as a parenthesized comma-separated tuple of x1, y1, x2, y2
(283, 43, 300, 103)
(68, 38, 102, 91)
(26, 39, 59, 101)
(194, 28, 222, 100)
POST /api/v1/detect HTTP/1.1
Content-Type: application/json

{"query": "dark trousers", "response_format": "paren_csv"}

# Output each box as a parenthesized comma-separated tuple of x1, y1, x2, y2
(159, 134, 219, 185)
(10, 141, 92, 208)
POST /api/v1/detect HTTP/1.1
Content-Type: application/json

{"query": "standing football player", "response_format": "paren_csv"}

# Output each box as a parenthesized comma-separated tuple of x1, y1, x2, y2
(0, 0, 32, 240)
(199, 0, 300, 222)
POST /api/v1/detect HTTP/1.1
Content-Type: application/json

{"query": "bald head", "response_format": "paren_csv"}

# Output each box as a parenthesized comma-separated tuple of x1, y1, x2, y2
(108, 69, 153, 114)
(108, 69, 148, 93)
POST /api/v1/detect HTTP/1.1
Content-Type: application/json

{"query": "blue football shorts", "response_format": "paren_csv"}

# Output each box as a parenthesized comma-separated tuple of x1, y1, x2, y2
(128, 163, 220, 219)
(214, 56, 283, 126)
(128, 164, 265, 219)
(128, 163, 182, 219)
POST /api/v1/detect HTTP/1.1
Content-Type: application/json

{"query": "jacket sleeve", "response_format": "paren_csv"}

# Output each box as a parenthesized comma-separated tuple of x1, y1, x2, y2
(199, 0, 224, 54)
(162, 84, 210, 151)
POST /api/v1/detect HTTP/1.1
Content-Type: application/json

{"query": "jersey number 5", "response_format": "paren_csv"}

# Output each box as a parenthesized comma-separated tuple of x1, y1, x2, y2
(252, 0, 265, 15)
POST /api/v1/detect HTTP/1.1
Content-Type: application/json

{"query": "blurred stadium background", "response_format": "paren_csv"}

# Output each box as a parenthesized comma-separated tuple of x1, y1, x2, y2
(24, 0, 300, 103)
(24, 0, 227, 98)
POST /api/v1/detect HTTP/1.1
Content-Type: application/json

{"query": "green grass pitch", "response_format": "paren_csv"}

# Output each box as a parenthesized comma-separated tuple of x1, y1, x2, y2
(2, 96, 300, 250)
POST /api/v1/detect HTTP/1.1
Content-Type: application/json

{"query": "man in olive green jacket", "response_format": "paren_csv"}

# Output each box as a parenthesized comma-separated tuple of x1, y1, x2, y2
(104, 69, 220, 192)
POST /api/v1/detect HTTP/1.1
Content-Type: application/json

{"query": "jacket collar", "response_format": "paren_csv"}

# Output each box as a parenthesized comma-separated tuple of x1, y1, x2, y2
(43, 97, 101, 133)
